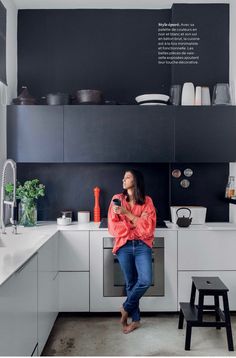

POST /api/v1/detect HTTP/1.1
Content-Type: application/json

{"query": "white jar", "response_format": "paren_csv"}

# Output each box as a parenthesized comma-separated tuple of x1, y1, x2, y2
(77, 211, 90, 224)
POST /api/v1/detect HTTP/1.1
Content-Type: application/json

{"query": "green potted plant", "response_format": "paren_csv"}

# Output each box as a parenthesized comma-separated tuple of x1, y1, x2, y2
(5, 179, 45, 227)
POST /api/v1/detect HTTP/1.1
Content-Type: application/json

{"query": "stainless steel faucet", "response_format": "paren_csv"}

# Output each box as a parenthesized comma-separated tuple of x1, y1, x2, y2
(0, 159, 17, 234)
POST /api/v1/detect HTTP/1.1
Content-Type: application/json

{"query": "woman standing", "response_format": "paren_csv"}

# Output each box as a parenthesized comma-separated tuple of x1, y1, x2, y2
(108, 169, 156, 334)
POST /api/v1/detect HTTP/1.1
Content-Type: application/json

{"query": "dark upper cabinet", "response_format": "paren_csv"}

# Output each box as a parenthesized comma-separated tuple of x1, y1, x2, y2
(175, 106, 236, 162)
(7, 105, 236, 163)
(7, 106, 63, 162)
(63, 106, 175, 163)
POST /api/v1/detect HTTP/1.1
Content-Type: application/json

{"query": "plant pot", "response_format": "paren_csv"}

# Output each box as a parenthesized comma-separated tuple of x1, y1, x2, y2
(18, 198, 37, 227)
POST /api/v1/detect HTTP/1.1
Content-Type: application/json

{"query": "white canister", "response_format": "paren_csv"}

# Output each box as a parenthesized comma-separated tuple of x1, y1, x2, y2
(77, 211, 90, 223)
(201, 86, 211, 105)
(195, 86, 202, 105)
(181, 82, 195, 105)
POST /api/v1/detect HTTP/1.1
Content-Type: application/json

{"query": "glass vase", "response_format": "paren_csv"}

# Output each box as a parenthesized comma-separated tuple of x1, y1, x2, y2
(19, 198, 37, 227)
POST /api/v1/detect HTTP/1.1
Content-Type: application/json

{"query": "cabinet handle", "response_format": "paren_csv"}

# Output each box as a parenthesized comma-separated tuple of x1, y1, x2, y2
(53, 271, 59, 280)
(15, 253, 37, 274)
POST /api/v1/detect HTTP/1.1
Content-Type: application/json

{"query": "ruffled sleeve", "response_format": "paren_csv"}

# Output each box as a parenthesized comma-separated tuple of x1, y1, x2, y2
(133, 197, 156, 239)
(108, 195, 135, 238)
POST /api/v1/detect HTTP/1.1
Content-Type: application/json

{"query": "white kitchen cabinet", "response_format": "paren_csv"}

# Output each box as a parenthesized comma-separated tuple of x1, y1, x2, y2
(0, 253, 38, 356)
(178, 271, 236, 311)
(59, 272, 89, 311)
(178, 230, 236, 270)
(38, 233, 59, 355)
(90, 230, 178, 312)
(59, 231, 89, 271)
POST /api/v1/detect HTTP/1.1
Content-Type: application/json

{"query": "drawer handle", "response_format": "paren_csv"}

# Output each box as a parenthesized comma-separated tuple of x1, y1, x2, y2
(53, 271, 59, 280)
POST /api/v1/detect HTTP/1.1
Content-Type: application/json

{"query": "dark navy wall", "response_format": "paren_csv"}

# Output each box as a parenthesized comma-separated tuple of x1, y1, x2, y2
(17, 9, 171, 104)
(17, 163, 229, 222)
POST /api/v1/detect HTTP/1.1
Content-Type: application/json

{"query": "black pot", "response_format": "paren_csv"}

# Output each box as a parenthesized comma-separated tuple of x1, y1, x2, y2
(176, 207, 192, 227)
(12, 86, 36, 105)
(46, 93, 70, 105)
(76, 89, 104, 104)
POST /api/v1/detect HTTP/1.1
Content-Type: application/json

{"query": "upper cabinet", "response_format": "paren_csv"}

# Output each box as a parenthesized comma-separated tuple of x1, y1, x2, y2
(64, 106, 175, 163)
(7, 105, 236, 163)
(7, 106, 63, 163)
(175, 107, 236, 162)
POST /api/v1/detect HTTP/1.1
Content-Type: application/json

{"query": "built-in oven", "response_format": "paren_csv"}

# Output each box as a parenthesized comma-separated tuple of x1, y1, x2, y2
(103, 237, 164, 297)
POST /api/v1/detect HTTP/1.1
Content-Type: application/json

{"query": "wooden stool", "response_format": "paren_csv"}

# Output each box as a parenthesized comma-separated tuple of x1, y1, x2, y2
(178, 276, 234, 351)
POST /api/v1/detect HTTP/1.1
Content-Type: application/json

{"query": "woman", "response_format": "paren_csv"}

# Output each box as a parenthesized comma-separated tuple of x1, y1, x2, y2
(108, 169, 156, 334)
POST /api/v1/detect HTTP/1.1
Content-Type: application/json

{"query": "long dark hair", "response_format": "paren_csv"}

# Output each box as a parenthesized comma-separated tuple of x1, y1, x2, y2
(123, 169, 146, 205)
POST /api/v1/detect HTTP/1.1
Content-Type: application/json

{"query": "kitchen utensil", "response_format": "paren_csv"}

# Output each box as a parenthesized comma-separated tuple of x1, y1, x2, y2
(184, 168, 193, 177)
(77, 211, 90, 223)
(93, 187, 101, 222)
(46, 93, 70, 105)
(201, 86, 211, 105)
(181, 82, 195, 105)
(195, 86, 201, 105)
(180, 179, 190, 188)
(171, 206, 207, 224)
(76, 89, 104, 104)
(61, 210, 72, 219)
(172, 169, 181, 178)
(135, 94, 169, 105)
(212, 83, 231, 105)
(57, 217, 71, 225)
(12, 86, 36, 105)
(169, 85, 182, 105)
(176, 207, 192, 227)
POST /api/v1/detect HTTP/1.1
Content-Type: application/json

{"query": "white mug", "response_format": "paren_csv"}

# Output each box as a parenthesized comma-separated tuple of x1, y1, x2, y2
(78, 211, 90, 224)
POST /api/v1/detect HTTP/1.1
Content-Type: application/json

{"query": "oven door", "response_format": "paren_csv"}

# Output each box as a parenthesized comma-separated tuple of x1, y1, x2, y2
(103, 237, 164, 297)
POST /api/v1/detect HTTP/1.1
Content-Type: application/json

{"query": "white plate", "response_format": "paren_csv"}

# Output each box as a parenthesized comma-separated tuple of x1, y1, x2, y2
(135, 94, 169, 103)
(139, 102, 167, 105)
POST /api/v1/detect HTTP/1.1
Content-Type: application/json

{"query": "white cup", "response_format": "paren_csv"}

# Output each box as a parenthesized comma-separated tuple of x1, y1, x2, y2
(78, 211, 90, 224)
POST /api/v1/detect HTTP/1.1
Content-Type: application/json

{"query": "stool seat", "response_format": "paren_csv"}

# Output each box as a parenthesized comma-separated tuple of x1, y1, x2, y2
(178, 276, 234, 351)
(192, 276, 229, 292)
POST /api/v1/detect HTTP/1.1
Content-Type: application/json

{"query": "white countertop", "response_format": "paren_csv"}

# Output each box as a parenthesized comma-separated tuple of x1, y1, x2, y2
(0, 221, 236, 287)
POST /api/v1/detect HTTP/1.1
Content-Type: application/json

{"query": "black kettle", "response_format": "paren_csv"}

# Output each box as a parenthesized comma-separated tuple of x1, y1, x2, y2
(176, 207, 192, 227)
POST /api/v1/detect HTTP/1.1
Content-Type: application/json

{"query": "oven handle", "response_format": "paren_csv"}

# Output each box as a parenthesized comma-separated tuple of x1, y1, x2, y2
(103, 237, 164, 248)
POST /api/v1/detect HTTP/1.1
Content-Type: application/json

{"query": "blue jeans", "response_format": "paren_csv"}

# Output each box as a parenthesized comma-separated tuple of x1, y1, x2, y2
(116, 240, 152, 322)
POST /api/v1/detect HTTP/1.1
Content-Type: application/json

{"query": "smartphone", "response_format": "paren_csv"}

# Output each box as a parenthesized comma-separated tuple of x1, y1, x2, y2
(112, 198, 121, 206)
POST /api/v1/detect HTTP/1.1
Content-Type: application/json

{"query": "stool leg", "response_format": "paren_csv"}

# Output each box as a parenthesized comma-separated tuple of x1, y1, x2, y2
(214, 295, 221, 330)
(197, 292, 204, 322)
(178, 308, 184, 329)
(185, 323, 192, 351)
(222, 293, 234, 351)
(190, 282, 196, 306)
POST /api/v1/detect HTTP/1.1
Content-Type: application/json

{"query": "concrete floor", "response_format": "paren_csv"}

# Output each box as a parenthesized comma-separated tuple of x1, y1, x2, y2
(42, 313, 236, 356)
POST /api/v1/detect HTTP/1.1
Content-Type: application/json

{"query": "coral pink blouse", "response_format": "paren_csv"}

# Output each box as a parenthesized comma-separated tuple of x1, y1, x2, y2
(108, 193, 156, 254)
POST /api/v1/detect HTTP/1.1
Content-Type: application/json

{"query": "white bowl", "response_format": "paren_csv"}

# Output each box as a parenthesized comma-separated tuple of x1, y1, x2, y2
(135, 94, 170, 103)
(57, 217, 72, 226)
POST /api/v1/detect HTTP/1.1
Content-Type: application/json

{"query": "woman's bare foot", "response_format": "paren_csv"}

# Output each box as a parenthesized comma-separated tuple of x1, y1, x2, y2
(120, 307, 128, 325)
(123, 321, 140, 334)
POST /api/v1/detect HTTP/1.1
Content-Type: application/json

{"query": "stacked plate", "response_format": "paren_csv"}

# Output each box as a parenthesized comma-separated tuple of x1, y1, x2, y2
(135, 94, 169, 105)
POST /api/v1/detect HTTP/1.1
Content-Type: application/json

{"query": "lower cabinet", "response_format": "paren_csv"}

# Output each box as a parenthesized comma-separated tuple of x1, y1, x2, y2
(59, 272, 89, 311)
(178, 271, 236, 311)
(0, 254, 38, 356)
(38, 234, 59, 355)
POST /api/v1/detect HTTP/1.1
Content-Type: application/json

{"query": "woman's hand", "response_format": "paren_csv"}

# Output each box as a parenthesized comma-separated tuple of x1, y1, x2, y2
(113, 205, 128, 215)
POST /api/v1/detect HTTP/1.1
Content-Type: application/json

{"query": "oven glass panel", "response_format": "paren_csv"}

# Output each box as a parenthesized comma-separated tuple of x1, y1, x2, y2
(103, 237, 164, 297)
